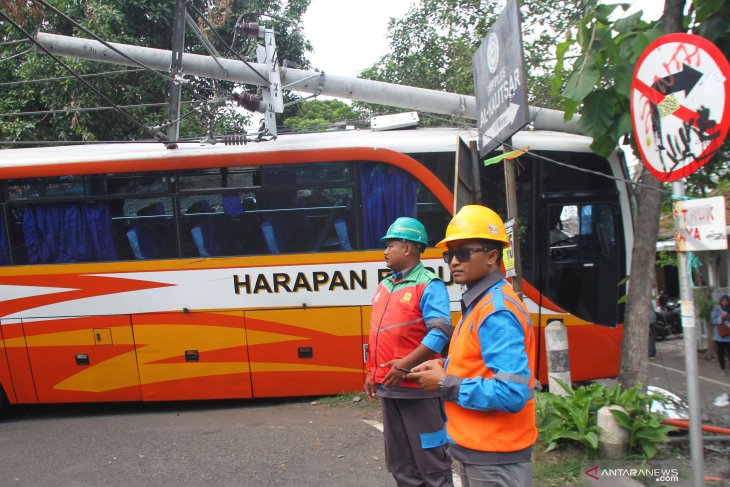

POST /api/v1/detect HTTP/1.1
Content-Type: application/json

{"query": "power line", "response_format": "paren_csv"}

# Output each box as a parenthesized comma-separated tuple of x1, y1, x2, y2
(0, 47, 31, 63)
(0, 139, 166, 145)
(0, 98, 230, 118)
(0, 11, 157, 137)
(418, 109, 671, 196)
(184, 2, 270, 86)
(33, 0, 175, 86)
(498, 131, 673, 196)
(0, 68, 147, 88)
(0, 38, 29, 46)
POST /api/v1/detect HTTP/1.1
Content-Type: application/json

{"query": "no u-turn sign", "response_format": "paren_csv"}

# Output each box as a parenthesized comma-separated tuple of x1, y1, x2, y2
(631, 33, 730, 182)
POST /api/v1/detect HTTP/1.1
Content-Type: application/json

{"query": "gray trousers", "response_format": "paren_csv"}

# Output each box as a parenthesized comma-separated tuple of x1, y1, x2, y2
(381, 396, 453, 487)
(455, 460, 532, 487)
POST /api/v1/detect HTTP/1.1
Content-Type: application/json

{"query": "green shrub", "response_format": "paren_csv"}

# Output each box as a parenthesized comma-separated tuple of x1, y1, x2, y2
(535, 381, 677, 459)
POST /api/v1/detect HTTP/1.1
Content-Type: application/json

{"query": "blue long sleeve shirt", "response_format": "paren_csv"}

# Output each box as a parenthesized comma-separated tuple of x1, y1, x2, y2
(442, 270, 532, 413)
(419, 278, 452, 354)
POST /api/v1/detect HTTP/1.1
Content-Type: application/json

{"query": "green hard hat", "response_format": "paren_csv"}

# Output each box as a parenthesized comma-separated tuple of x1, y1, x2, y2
(381, 217, 429, 246)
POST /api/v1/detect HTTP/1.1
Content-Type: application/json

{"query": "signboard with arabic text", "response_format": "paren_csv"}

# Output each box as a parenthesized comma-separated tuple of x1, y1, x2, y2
(473, 0, 528, 158)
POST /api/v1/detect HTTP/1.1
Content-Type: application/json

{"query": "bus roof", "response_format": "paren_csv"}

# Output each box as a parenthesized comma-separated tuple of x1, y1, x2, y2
(0, 126, 596, 176)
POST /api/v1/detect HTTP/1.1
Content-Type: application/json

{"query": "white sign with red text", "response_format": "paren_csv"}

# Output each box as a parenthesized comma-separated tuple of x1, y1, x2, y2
(673, 196, 727, 251)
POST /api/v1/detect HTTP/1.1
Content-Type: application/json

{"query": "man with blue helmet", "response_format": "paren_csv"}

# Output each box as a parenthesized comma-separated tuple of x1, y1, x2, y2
(365, 217, 454, 486)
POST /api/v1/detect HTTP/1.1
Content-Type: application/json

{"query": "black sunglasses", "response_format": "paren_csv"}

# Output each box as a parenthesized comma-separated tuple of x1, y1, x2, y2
(442, 247, 493, 264)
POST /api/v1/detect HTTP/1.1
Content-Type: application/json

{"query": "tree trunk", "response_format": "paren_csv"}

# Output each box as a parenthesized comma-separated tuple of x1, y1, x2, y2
(619, 168, 663, 389)
(618, 0, 686, 389)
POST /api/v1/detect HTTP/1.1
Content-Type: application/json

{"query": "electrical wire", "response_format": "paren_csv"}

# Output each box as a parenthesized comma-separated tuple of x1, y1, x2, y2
(498, 131, 673, 196)
(0, 10, 155, 137)
(0, 68, 148, 88)
(0, 98, 228, 118)
(0, 48, 31, 64)
(184, 12, 228, 80)
(33, 0, 175, 85)
(184, 2, 270, 85)
(0, 38, 29, 46)
(0, 139, 169, 145)
(417, 110, 672, 196)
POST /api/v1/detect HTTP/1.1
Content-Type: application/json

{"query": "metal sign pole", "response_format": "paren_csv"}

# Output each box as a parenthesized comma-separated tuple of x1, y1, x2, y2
(673, 179, 704, 487)
(503, 138, 522, 297)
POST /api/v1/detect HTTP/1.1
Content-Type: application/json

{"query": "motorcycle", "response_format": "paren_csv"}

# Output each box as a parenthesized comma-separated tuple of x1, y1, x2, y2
(656, 298, 682, 336)
(650, 306, 669, 342)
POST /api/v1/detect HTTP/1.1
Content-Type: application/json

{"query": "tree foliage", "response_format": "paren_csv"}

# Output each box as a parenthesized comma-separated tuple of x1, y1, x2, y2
(553, 0, 730, 388)
(355, 0, 584, 119)
(0, 0, 312, 145)
(553, 3, 662, 156)
(282, 99, 362, 132)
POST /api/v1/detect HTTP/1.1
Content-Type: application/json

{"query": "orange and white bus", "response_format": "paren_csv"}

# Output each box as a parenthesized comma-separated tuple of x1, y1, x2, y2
(0, 126, 631, 410)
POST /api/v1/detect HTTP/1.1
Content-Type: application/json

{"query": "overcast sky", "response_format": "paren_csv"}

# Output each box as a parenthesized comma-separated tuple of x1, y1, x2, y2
(301, 0, 664, 80)
(302, 0, 412, 78)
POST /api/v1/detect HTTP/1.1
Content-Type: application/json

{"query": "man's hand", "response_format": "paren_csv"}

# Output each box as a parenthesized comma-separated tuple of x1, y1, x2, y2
(408, 359, 445, 393)
(379, 359, 411, 388)
(363, 377, 376, 402)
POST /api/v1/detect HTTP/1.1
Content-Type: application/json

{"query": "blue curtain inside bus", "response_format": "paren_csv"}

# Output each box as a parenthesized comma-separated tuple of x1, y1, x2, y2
(0, 211, 8, 265)
(23, 203, 117, 264)
(360, 164, 418, 248)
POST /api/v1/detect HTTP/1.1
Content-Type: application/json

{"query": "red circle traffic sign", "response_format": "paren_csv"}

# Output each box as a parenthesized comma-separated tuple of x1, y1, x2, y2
(630, 33, 730, 182)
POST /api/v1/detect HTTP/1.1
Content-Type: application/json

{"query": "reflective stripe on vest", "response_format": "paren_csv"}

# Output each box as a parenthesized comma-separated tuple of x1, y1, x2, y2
(444, 281, 537, 452)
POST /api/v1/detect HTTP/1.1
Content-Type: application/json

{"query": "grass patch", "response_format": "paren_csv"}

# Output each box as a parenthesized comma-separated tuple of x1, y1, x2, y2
(532, 441, 584, 486)
(315, 392, 380, 410)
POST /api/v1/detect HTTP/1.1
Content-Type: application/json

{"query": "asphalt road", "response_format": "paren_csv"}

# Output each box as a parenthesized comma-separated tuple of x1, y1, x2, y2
(648, 336, 730, 427)
(0, 398, 392, 487)
(3, 336, 728, 487)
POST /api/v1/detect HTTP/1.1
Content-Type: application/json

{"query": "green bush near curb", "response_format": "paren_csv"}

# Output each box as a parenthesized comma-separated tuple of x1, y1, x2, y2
(536, 381, 678, 459)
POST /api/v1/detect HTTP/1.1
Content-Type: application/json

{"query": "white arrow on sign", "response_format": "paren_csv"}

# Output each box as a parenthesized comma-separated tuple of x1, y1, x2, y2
(484, 102, 520, 139)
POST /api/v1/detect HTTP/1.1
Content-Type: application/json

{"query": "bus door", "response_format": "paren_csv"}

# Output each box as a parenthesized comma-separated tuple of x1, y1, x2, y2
(0, 318, 34, 404)
(131, 311, 250, 401)
(244, 307, 364, 397)
(538, 199, 622, 327)
(23, 315, 141, 403)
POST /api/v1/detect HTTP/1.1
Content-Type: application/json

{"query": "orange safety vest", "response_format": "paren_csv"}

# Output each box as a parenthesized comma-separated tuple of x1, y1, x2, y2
(444, 280, 537, 452)
(368, 263, 439, 388)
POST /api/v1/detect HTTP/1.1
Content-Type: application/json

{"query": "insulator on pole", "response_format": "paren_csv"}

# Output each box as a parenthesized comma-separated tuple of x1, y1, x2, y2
(224, 134, 247, 146)
(232, 92, 265, 113)
(241, 22, 264, 39)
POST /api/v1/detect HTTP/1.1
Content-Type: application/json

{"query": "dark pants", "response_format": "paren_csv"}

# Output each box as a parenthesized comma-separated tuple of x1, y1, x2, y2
(381, 396, 453, 487)
(716, 340, 730, 370)
(455, 460, 532, 487)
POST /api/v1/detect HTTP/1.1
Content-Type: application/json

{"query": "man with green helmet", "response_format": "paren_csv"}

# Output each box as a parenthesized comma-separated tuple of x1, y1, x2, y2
(365, 216, 454, 487)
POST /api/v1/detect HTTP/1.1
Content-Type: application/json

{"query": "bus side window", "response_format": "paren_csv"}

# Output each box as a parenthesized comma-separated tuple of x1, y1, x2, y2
(226, 194, 268, 256)
(254, 163, 356, 254)
(123, 199, 176, 260)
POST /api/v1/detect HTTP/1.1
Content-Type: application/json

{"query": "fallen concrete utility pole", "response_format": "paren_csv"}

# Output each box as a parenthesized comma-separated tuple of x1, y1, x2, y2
(35, 32, 579, 134)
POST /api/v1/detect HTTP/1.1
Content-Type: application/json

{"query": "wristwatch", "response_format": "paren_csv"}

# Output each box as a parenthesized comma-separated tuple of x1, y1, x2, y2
(437, 375, 447, 391)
